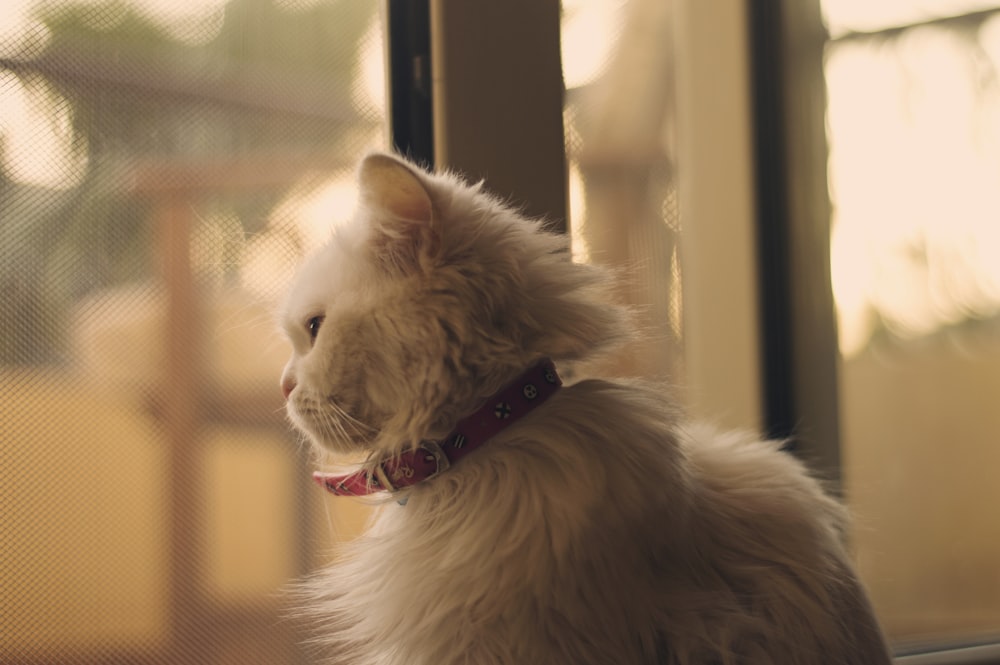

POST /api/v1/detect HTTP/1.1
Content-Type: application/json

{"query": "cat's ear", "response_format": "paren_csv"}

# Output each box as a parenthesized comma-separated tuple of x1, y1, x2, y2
(358, 153, 439, 273)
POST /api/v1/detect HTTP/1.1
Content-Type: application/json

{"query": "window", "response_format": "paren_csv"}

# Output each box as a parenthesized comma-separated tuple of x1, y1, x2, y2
(822, 0, 1000, 654)
(750, 0, 1000, 660)
(2, 0, 382, 661)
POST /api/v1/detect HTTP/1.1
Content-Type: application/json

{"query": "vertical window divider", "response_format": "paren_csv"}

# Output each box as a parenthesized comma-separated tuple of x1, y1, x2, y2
(427, 0, 566, 229)
(747, 0, 843, 485)
(387, 0, 434, 165)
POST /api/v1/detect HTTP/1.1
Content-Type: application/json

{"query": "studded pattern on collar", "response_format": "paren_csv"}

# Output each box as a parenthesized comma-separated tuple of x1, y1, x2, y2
(313, 359, 562, 497)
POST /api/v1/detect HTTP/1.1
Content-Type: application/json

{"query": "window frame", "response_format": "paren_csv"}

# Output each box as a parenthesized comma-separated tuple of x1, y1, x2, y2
(747, 0, 843, 482)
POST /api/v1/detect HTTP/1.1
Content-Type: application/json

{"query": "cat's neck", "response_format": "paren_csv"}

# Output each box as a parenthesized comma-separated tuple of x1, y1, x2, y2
(314, 358, 562, 497)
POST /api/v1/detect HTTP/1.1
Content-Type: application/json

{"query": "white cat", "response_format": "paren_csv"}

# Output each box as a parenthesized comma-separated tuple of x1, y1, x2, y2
(279, 152, 891, 664)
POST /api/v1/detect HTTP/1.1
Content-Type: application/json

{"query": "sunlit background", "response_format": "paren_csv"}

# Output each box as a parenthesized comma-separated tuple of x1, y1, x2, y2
(2, 0, 999, 661)
(821, 0, 1000, 645)
(826, 1, 1000, 356)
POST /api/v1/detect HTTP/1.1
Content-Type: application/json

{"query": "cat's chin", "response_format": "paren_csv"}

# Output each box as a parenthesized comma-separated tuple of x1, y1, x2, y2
(295, 425, 375, 456)
(284, 387, 379, 443)
(285, 411, 376, 457)
(308, 437, 373, 457)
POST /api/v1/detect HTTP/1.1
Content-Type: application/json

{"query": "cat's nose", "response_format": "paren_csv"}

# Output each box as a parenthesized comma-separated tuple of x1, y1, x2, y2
(280, 374, 296, 400)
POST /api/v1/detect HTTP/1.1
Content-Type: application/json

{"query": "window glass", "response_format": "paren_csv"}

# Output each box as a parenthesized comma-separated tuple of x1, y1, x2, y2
(1, 0, 382, 661)
(822, 0, 1000, 648)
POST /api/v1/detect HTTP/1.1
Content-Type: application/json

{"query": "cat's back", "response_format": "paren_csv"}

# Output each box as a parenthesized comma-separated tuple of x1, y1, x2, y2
(515, 379, 890, 664)
(309, 377, 891, 665)
(533, 378, 845, 538)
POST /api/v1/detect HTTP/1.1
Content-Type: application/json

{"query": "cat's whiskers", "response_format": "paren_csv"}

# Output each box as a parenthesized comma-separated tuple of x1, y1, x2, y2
(299, 395, 375, 451)
(317, 407, 351, 446)
(326, 398, 377, 437)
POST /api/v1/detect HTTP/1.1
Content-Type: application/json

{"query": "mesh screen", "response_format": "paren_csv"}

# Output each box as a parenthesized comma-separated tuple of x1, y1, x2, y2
(1, 1, 383, 662)
(561, 0, 682, 381)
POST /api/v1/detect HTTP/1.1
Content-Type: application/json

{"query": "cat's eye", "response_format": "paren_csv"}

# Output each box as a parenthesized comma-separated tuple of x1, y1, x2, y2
(306, 315, 325, 343)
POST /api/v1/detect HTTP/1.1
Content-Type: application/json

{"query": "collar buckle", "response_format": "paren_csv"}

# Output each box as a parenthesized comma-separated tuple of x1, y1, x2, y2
(372, 440, 451, 492)
(417, 440, 451, 480)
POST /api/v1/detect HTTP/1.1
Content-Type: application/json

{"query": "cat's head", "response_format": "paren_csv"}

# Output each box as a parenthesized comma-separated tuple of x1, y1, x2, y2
(279, 152, 627, 456)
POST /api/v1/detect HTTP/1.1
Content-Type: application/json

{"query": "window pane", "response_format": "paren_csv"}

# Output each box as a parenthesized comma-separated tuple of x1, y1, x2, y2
(824, 3, 1000, 648)
(1, 0, 382, 661)
(561, 0, 683, 382)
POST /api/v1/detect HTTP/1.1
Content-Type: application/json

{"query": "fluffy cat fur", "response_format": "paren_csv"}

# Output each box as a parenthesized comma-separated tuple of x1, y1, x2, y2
(279, 152, 891, 665)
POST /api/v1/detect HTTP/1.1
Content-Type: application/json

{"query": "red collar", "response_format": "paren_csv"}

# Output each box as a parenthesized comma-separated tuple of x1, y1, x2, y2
(313, 359, 562, 497)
